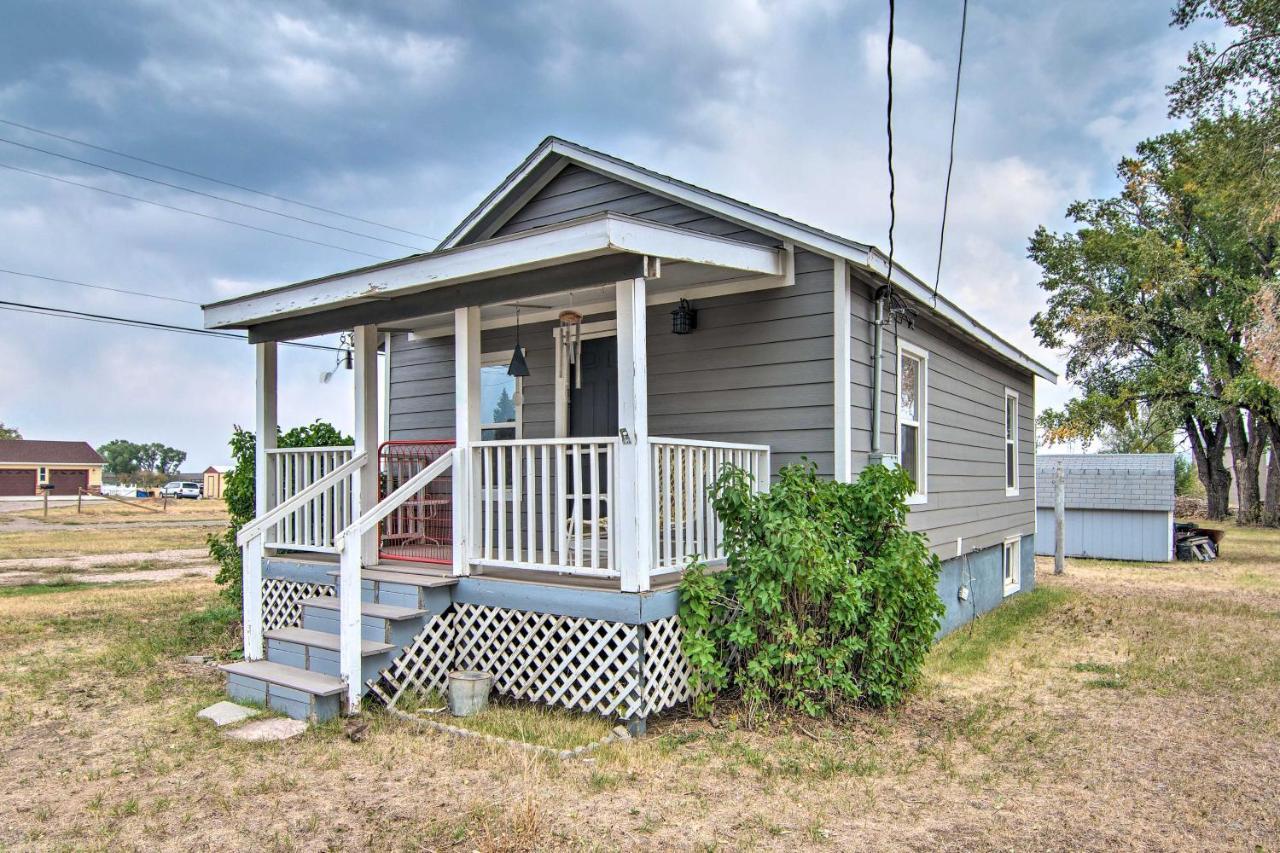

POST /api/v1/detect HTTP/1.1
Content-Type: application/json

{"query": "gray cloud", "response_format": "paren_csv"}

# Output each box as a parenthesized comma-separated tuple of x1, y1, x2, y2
(0, 0, 1223, 463)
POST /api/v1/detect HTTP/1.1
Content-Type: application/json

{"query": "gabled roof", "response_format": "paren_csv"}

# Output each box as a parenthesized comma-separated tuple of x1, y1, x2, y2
(0, 440, 104, 465)
(443, 137, 1057, 382)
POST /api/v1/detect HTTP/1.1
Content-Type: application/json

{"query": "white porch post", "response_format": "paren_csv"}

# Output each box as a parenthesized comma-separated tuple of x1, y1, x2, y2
(833, 260, 853, 482)
(244, 342, 277, 661)
(615, 277, 653, 593)
(341, 324, 379, 712)
(453, 307, 481, 577)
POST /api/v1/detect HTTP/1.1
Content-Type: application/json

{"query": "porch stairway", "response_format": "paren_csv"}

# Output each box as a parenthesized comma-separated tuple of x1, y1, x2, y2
(220, 567, 456, 722)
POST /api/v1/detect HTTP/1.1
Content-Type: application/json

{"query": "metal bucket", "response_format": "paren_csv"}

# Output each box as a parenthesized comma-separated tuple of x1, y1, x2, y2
(447, 670, 493, 717)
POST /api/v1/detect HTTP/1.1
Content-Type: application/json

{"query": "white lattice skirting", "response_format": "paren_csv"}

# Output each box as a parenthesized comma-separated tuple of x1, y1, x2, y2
(370, 604, 693, 720)
(261, 578, 335, 631)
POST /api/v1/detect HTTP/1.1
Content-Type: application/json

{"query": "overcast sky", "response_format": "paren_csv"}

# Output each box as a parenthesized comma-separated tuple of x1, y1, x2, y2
(0, 1, 1220, 466)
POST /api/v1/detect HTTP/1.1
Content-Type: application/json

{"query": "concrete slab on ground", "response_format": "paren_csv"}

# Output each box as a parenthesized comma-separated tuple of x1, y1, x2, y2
(224, 717, 308, 742)
(197, 701, 261, 727)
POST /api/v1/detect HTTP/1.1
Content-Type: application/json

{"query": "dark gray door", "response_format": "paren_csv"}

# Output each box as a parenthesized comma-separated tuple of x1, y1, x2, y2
(569, 336, 618, 438)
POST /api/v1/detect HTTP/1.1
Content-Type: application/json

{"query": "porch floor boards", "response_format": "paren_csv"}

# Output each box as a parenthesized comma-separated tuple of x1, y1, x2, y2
(267, 551, 685, 592)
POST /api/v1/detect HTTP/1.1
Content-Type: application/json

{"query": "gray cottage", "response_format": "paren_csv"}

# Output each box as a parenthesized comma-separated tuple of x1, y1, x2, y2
(202, 137, 1057, 727)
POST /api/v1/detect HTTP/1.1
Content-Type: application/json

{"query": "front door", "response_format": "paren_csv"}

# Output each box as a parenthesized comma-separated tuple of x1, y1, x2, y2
(567, 336, 617, 533)
(568, 336, 618, 438)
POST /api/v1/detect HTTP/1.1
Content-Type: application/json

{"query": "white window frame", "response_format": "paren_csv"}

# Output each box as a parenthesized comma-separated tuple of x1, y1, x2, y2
(480, 351, 523, 438)
(896, 342, 928, 505)
(1002, 535, 1022, 596)
(38, 467, 47, 483)
(1004, 387, 1020, 497)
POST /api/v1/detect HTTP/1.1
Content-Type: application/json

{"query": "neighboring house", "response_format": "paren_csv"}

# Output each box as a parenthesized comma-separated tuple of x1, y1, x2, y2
(1035, 454, 1175, 562)
(203, 465, 232, 500)
(0, 440, 104, 496)
(202, 137, 1057, 726)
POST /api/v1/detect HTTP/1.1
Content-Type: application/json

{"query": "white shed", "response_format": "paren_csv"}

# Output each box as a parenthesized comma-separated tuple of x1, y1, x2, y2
(1035, 454, 1176, 562)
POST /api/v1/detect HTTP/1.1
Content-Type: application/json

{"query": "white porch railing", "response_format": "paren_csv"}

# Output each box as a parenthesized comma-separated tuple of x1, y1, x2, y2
(469, 438, 619, 577)
(236, 451, 368, 661)
(266, 446, 355, 552)
(651, 438, 770, 573)
(335, 448, 457, 708)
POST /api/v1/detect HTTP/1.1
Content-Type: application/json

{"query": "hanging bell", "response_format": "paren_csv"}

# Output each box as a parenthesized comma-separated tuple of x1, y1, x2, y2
(508, 308, 530, 377)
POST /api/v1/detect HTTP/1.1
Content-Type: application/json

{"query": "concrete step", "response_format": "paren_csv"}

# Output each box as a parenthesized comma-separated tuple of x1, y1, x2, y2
(221, 660, 343, 722)
(299, 596, 427, 646)
(265, 628, 394, 687)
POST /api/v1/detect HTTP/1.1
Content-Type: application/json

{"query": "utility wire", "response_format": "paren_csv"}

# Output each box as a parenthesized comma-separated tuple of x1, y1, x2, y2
(0, 160, 390, 261)
(0, 116, 438, 241)
(0, 267, 202, 306)
(884, 0, 898, 301)
(932, 0, 969, 306)
(0, 135, 426, 252)
(0, 299, 344, 352)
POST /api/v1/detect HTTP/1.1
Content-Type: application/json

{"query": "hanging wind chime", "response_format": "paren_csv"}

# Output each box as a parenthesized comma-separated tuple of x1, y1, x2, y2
(558, 308, 584, 389)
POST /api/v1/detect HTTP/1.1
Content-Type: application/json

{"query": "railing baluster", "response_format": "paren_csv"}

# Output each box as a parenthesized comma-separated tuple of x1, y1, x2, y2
(541, 446, 551, 566)
(606, 441, 616, 572)
(497, 446, 507, 561)
(511, 444, 522, 561)
(556, 444, 568, 566)
(525, 445, 536, 564)
(588, 443, 600, 571)
(572, 445, 583, 570)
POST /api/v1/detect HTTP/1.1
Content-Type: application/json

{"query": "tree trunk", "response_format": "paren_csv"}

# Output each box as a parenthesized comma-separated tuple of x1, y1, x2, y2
(1265, 420, 1280, 527)
(1187, 413, 1232, 521)
(1228, 408, 1267, 525)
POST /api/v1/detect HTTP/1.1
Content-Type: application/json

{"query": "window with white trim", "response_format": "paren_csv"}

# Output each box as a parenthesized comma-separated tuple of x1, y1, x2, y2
(480, 353, 522, 441)
(897, 344, 927, 503)
(1004, 388, 1019, 496)
(1003, 536, 1021, 595)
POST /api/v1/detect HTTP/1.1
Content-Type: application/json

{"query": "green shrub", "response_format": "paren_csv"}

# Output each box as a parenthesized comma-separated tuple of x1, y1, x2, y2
(679, 461, 944, 719)
(208, 420, 353, 600)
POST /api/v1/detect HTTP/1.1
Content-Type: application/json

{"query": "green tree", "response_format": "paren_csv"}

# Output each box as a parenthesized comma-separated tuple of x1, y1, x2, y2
(0, 422, 20, 440)
(208, 420, 353, 600)
(491, 387, 515, 424)
(98, 439, 143, 479)
(1030, 117, 1279, 521)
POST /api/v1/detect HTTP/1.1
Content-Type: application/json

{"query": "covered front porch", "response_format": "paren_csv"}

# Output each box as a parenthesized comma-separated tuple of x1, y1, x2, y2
(207, 212, 788, 712)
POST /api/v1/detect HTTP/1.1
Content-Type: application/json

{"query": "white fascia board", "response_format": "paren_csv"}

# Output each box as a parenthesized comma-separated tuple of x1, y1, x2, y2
(203, 212, 781, 330)
(442, 138, 1058, 383)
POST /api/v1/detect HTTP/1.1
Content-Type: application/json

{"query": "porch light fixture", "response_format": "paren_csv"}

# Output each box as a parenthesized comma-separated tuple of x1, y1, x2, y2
(508, 309, 530, 377)
(671, 298, 697, 335)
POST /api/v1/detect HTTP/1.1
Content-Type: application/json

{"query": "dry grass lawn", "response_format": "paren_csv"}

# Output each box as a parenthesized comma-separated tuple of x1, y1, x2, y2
(13, 498, 228, 524)
(0, 526, 1277, 850)
(0, 526, 214, 560)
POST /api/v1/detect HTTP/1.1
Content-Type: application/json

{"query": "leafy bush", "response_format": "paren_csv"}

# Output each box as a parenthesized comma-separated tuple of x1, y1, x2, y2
(679, 461, 944, 719)
(208, 420, 353, 600)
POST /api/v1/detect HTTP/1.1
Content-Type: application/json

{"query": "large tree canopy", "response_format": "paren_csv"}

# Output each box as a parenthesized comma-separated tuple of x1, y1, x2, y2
(1030, 115, 1279, 519)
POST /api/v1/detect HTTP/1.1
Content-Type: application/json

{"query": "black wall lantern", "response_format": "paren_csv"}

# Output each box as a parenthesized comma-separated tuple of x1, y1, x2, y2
(507, 309, 530, 377)
(671, 298, 697, 335)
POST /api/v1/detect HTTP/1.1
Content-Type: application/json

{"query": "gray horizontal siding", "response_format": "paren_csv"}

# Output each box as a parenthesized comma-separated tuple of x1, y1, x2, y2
(492, 164, 783, 248)
(390, 250, 836, 476)
(850, 273, 1036, 556)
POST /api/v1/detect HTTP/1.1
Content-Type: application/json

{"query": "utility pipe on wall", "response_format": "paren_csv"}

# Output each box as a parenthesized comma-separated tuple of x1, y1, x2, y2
(869, 285, 888, 463)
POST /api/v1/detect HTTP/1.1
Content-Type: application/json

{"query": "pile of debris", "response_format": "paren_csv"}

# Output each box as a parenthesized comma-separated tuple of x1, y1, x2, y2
(1175, 522, 1224, 562)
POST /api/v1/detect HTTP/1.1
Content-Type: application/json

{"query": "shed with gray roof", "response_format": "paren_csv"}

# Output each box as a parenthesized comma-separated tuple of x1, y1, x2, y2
(1035, 454, 1175, 562)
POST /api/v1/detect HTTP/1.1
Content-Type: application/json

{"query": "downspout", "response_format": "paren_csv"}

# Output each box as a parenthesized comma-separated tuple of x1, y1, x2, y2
(869, 284, 889, 466)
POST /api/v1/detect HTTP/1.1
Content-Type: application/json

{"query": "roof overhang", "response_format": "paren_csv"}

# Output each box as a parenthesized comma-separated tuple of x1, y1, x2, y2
(202, 212, 786, 341)
(443, 137, 1058, 383)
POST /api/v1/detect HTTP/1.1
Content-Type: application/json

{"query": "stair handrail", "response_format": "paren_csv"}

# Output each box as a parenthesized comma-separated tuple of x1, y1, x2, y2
(236, 451, 368, 547)
(334, 448, 455, 550)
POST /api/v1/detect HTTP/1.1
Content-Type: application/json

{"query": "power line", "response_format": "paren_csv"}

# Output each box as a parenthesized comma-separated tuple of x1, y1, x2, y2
(0, 267, 201, 306)
(0, 160, 390, 261)
(932, 0, 969, 306)
(0, 298, 344, 352)
(885, 0, 898, 295)
(0, 134, 427, 252)
(0, 116, 438, 241)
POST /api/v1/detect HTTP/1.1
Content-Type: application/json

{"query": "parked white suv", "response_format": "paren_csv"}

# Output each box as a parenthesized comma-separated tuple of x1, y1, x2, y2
(161, 481, 202, 499)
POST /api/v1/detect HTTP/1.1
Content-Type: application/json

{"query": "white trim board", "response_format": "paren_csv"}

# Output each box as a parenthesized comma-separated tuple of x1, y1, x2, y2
(202, 212, 785, 330)
(405, 264, 793, 341)
(440, 137, 1057, 383)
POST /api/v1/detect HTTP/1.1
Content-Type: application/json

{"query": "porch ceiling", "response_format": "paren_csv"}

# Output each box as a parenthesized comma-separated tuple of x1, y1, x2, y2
(202, 212, 787, 343)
